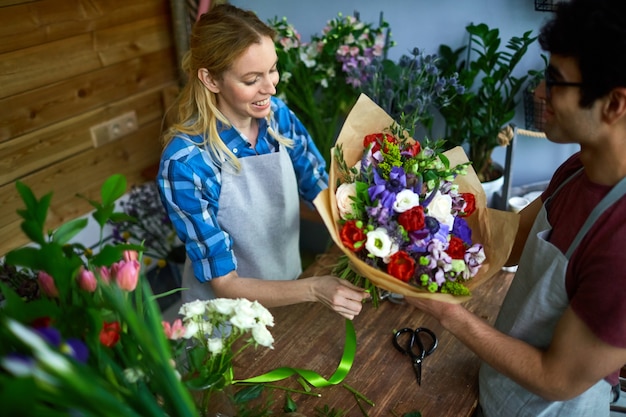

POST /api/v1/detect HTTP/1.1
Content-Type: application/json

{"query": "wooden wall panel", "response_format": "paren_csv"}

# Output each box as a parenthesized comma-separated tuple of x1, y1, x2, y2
(0, 48, 177, 142)
(0, 0, 180, 256)
(0, 120, 165, 255)
(0, 0, 169, 54)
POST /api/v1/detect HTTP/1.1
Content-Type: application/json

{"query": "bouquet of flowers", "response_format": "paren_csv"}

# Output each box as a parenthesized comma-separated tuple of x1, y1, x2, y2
(314, 94, 519, 303)
(163, 298, 274, 414)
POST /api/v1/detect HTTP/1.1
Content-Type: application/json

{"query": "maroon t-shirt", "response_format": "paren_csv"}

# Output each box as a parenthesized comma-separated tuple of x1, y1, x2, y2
(543, 152, 626, 384)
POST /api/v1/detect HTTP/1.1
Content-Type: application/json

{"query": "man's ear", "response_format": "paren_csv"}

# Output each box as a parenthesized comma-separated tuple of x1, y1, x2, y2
(198, 68, 220, 93)
(603, 87, 626, 125)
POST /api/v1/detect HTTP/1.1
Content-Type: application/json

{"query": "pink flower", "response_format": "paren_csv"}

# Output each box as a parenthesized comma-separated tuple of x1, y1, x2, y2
(77, 267, 97, 292)
(37, 271, 59, 298)
(123, 250, 138, 262)
(162, 319, 186, 340)
(111, 260, 140, 291)
(98, 266, 111, 283)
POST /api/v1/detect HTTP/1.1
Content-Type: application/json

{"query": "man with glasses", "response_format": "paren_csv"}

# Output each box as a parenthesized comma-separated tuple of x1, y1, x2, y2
(404, 0, 626, 416)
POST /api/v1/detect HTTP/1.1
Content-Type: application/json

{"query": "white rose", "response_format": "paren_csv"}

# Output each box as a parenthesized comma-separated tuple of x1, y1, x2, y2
(182, 321, 199, 339)
(178, 300, 206, 319)
(365, 227, 398, 259)
(336, 182, 357, 220)
(426, 191, 454, 227)
(208, 298, 239, 316)
(207, 337, 224, 354)
(251, 300, 274, 327)
(393, 189, 420, 213)
(251, 325, 274, 348)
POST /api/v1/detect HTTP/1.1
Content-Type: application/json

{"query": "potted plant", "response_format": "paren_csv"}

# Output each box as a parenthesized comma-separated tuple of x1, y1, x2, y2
(437, 23, 537, 183)
(523, 54, 549, 132)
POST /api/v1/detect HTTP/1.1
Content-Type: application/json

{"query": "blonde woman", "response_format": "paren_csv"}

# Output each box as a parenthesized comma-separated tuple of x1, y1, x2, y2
(157, 4, 367, 319)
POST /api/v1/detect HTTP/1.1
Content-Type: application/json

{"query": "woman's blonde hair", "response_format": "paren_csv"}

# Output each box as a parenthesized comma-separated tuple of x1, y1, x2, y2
(163, 3, 291, 171)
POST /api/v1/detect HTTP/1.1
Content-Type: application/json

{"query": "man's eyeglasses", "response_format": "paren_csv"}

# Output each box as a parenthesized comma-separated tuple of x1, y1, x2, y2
(544, 68, 583, 100)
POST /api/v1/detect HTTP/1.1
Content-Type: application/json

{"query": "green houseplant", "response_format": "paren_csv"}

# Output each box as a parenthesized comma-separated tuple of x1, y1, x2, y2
(437, 23, 537, 182)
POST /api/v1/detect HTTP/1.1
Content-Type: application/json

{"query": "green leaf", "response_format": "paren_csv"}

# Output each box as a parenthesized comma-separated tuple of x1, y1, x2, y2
(5, 247, 42, 270)
(52, 218, 88, 246)
(234, 384, 265, 404)
(101, 174, 127, 206)
(283, 393, 298, 412)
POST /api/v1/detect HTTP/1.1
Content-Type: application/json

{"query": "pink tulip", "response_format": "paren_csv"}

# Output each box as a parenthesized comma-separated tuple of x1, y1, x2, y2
(162, 319, 186, 340)
(123, 250, 139, 262)
(77, 267, 97, 292)
(112, 260, 140, 291)
(37, 271, 59, 298)
(98, 266, 111, 283)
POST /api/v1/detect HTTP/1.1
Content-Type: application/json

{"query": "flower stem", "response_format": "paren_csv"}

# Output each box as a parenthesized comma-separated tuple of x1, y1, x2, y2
(342, 383, 374, 406)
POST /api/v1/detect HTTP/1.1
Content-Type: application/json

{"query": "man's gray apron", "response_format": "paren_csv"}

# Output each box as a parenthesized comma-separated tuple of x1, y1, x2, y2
(478, 169, 626, 417)
(181, 144, 302, 303)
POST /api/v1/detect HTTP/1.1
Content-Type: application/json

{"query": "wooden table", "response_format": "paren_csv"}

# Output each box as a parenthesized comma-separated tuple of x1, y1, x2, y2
(233, 249, 514, 417)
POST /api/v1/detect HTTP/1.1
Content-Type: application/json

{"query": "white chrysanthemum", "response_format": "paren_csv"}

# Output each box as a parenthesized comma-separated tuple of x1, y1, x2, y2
(393, 189, 420, 213)
(427, 191, 455, 227)
(178, 300, 206, 319)
(365, 227, 398, 259)
(251, 325, 274, 348)
(207, 337, 224, 354)
(336, 182, 358, 219)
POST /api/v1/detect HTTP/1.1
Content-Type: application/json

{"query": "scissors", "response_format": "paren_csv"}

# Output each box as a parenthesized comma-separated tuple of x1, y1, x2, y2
(392, 327, 438, 386)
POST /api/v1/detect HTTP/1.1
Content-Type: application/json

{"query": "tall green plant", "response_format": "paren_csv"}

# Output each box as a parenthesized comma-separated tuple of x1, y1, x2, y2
(437, 23, 537, 182)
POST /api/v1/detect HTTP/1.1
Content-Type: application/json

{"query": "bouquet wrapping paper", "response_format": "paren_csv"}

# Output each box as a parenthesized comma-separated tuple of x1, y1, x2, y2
(313, 94, 520, 303)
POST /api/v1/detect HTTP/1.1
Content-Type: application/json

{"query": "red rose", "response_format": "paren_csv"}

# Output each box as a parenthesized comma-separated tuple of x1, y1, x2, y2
(339, 220, 366, 252)
(460, 193, 476, 217)
(100, 321, 121, 348)
(398, 206, 425, 232)
(446, 236, 466, 259)
(363, 133, 395, 154)
(406, 141, 421, 157)
(387, 251, 416, 282)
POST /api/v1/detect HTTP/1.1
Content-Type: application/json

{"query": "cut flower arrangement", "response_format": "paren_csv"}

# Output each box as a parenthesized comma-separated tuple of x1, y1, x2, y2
(333, 131, 483, 297)
(314, 94, 520, 303)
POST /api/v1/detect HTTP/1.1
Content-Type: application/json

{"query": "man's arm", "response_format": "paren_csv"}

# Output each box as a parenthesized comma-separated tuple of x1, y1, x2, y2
(405, 298, 626, 400)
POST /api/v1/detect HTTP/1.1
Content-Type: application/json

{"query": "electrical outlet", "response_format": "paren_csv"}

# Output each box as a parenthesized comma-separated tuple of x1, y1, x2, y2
(90, 111, 138, 148)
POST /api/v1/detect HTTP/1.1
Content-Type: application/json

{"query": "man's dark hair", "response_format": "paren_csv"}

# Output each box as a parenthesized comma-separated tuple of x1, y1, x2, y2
(539, 0, 626, 107)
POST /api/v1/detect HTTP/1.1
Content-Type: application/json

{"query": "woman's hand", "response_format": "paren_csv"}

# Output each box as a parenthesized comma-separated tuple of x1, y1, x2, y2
(309, 276, 369, 320)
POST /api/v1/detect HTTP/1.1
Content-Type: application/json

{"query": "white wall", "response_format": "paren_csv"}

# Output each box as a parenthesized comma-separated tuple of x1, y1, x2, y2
(231, 0, 580, 188)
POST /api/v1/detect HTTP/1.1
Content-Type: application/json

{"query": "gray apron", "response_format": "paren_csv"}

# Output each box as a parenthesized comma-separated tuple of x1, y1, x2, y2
(182, 144, 302, 303)
(478, 169, 626, 417)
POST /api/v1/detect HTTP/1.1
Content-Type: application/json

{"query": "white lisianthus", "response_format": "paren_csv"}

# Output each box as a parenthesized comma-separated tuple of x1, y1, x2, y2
(178, 300, 206, 319)
(251, 325, 275, 348)
(207, 337, 224, 354)
(427, 191, 455, 227)
(336, 182, 358, 219)
(393, 189, 420, 213)
(365, 227, 398, 259)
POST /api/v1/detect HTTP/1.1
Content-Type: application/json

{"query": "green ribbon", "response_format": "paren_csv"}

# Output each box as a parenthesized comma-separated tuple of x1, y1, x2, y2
(234, 319, 356, 387)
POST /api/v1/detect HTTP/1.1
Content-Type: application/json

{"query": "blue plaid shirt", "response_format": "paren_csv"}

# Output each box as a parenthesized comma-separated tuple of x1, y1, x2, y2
(157, 97, 328, 282)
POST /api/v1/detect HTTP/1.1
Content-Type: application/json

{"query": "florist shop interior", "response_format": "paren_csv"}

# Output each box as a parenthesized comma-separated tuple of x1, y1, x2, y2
(0, 0, 600, 416)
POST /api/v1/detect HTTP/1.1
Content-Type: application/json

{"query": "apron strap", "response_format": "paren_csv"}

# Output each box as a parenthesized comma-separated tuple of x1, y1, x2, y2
(566, 175, 626, 259)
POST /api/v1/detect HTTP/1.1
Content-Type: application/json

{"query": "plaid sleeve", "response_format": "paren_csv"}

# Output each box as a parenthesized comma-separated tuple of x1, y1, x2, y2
(271, 97, 329, 203)
(157, 137, 236, 282)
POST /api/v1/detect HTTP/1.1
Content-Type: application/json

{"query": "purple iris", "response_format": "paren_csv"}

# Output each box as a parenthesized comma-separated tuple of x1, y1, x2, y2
(452, 217, 472, 245)
(369, 166, 407, 210)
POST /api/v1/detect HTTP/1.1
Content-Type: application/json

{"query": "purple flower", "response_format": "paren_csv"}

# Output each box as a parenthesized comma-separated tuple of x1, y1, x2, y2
(452, 217, 472, 245)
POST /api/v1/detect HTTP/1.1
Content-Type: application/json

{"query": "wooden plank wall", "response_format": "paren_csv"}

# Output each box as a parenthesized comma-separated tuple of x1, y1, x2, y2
(0, 0, 181, 255)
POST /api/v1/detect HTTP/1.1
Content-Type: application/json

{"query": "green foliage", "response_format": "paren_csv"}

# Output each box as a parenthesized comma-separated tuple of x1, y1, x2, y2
(437, 23, 537, 181)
